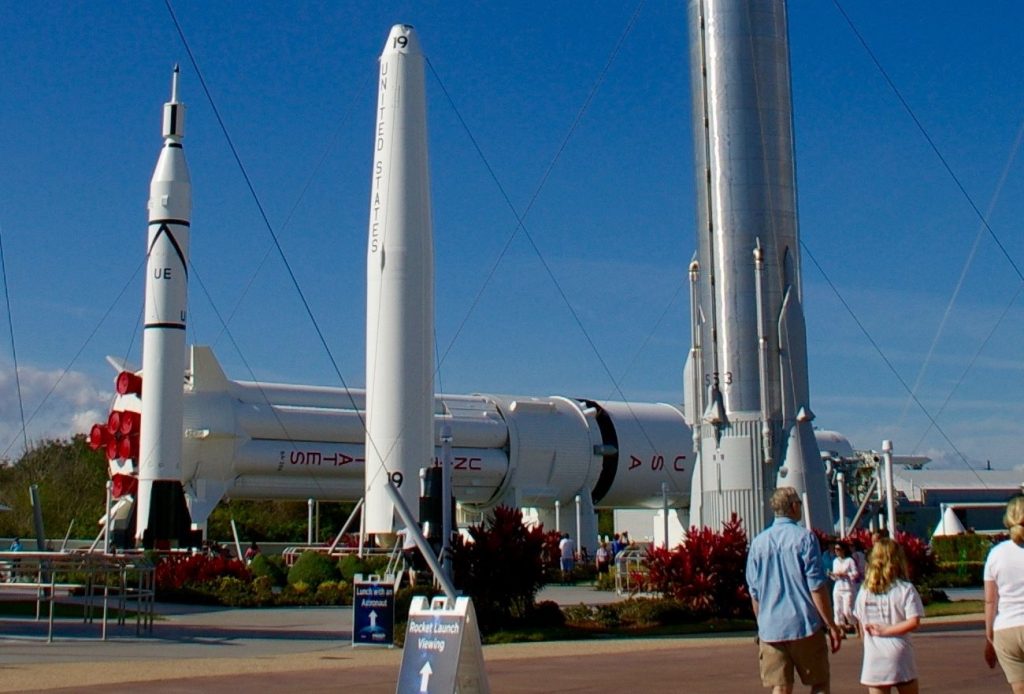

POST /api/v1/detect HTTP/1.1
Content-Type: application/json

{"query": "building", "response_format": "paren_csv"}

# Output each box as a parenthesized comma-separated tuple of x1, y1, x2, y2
(893, 469, 1023, 537)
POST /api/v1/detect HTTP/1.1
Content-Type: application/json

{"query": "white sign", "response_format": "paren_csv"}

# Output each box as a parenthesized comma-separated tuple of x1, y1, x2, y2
(396, 596, 489, 694)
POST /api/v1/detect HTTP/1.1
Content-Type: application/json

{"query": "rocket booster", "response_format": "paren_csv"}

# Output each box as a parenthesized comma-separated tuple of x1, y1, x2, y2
(136, 67, 194, 545)
(364, 25, 435, 534)
(685, 0, 832, 533)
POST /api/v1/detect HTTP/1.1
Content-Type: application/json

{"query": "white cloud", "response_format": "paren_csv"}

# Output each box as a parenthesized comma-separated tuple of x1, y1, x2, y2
(0, 365, 112, 459)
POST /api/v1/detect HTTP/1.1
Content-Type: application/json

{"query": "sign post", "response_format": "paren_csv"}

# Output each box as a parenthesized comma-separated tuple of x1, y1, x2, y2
(396, 596, 489, 693)
(352, 573, 396, 648)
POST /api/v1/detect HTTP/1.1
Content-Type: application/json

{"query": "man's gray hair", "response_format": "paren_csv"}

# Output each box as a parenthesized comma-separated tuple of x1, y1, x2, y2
(770, 487, 801, 516)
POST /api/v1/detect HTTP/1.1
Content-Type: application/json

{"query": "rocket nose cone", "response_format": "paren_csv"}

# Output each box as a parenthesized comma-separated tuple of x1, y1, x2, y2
(383, 24, 422, 56)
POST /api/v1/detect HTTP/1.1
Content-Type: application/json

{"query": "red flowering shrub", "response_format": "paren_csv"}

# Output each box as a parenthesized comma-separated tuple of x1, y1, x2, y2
(645, 513, 752, 619)
(155, 553, 250, 594)
(450, 505, 549, 633)
(895, 532, 936, 582)
(541, 529, 564, 580)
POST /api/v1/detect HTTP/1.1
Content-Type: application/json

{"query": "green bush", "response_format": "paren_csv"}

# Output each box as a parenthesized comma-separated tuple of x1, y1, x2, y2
(615, 597, 692, 626)
(314, 580, 350, 606)
(280, 581, 315, 605)
(932, 561, 984, 587)
(338, 554, 372, 581)
(288, 551, 340, 589)
(337, 553, 389, 581)
(215, 576, 257, 607)
(525, 600, 565, 629)
(932, 535, 995, 564)
(562, 604, 602, 627)
(563, 598, 695, 630)
(594, 570, 617, 592)
(252, 575, 276, 603)
(249, 553, 287, 587)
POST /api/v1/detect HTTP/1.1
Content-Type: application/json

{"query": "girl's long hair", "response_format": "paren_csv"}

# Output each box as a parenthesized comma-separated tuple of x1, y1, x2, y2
(865, 538, 909, 594)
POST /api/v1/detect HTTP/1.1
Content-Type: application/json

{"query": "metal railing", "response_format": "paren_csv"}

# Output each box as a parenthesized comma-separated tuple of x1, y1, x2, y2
(0, 550, 154, 642)
(613, 545, 651, 596)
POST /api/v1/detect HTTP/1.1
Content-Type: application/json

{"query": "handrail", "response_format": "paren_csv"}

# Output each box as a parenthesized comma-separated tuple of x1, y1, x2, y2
(0, 550, 154, 642)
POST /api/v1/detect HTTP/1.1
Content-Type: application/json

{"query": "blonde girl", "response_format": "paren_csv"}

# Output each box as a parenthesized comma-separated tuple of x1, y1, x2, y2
(853, 538, 924, 694)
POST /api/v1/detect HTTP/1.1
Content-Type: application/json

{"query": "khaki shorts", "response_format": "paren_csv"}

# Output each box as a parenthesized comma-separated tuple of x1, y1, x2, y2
(758, 629, 830, 688)
(994, 626, 1024, 683)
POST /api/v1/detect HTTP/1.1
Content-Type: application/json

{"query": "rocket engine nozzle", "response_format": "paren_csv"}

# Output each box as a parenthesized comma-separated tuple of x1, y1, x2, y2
(112, 473, 138, 499)
(89, 423, 110, 450)
(116, 371, 143, 396)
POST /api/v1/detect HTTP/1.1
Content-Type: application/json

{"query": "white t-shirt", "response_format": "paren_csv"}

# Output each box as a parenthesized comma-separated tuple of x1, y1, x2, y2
(984, 540, 1024, 631)
(559, 537, 574, 560)
(853, 580, 924, 686)
(832, 556, 858, 592)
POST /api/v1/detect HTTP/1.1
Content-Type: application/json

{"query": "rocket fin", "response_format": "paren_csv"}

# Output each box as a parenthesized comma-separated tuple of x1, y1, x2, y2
(702, 388, 725, 426)
(778, 414, 833, 531)
(105, 355, 139, 374)
(184, 477, 233, 529)
(689, 451, 703, 529)
(189, 346, 230, 393)
(682, 352, 694, 425)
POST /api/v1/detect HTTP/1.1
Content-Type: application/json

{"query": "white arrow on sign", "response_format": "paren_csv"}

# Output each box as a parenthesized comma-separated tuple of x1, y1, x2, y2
(369, 610, 378, 628)
(419, 661, 433, 692)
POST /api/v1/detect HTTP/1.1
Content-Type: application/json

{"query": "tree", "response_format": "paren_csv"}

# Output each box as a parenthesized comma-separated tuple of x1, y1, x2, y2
(207, 498, 358, 542)
(0, 435, 108, 540)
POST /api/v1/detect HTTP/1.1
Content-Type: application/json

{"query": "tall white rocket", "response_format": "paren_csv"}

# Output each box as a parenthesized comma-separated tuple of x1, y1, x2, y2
(364, 25, 435, 534)
(137, 66, 193, 545)
(685, 0, 832, 533)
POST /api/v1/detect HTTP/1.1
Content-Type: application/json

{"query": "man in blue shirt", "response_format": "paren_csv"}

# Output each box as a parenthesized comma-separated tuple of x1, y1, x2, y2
(747, 487, 843, 693)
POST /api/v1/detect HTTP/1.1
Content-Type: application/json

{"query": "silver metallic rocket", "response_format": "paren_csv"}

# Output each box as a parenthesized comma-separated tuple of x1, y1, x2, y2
(136, 66, 195, 546)
(685, 0, 832, 533)
(364, 25, 435, 535)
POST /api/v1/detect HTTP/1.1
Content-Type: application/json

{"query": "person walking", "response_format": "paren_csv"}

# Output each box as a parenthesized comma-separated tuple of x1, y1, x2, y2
(747, 487, 843, 694)
(558, 533, 575, 585)
(984, 495, 1024, 693)
(595, 541, 611, 575)
(830, 542, 859, 634)
(853, 538, 924, 693)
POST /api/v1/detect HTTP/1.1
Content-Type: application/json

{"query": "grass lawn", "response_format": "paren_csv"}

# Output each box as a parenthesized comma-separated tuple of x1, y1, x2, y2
(484, 618, 758, 644)
(925, 599, 983, 618)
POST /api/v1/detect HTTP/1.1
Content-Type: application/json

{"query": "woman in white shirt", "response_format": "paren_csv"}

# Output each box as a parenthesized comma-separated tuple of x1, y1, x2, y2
(831, 541, 859, 633)
(984, 496, 1024, 693)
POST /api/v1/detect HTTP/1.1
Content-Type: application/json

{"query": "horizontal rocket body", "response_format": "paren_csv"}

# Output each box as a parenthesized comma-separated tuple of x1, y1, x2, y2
(104, 346, 694, 528)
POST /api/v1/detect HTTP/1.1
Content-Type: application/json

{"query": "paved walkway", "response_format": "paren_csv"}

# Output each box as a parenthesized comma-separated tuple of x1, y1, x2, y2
(0, 587, 1001, 692)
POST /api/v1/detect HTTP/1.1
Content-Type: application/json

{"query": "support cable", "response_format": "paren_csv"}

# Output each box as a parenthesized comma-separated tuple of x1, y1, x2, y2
(0, 225, 29, 458)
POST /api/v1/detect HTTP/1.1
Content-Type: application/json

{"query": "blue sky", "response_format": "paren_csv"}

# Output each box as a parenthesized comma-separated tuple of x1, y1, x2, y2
(1, 1, 1022, 473)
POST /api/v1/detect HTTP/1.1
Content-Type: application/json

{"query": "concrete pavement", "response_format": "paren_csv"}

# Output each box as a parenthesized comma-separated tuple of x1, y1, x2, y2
(0, 586, 1000, 693)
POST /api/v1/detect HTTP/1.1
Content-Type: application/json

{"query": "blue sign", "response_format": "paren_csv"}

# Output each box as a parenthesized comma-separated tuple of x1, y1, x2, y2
(352, 574, 396, 647)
